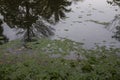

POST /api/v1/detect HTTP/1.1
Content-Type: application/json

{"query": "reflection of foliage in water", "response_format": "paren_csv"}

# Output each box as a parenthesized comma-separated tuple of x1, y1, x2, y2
(0, 0, 71, 41)
(22, 19, 55, 41)
(72, 0, 85, 4)
(107, 0, 120, 6)
(112, 25, 120, 41)
(40, 0, 71, 23)
(106, 0, 120, 41)
(106, 15, 120, 41)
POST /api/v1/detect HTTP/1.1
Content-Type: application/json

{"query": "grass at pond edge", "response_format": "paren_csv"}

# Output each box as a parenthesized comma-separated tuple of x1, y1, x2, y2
(0, 38, 120, 80)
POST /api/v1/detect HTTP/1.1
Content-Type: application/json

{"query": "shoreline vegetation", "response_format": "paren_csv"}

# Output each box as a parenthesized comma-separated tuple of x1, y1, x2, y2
(0, 38, 120, 80)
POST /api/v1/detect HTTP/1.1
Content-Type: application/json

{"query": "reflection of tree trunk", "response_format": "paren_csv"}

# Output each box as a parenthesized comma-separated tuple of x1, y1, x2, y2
(27, 26, 30, 41)
(26, 1, 31, 41)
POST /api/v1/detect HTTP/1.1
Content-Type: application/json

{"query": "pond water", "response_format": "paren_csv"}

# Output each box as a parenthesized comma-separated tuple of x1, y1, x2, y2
(0, 0, 120, 48)
(52, 0, 120, 48)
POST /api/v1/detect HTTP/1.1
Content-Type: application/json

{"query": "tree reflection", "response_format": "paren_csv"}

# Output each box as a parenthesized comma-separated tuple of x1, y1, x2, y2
(0, 0, 71, 41)
(107, 0, 120, 6)
(106, 0, 120, 41)
(0, 19, 8, 44)
(41, 0, 71, 23)
(72, 0, 85, 3)
(106, 15, 120, 41)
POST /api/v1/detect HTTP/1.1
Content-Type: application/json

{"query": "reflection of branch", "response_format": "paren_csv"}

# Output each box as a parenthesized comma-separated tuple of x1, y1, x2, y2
(105, 14, 120, 32)
(72, 0, 85, 3)
(33, 20, 54, 37)
(107, 0, 120, 7)
(114, 0, 120, 6)
(85, 20, 109, 25)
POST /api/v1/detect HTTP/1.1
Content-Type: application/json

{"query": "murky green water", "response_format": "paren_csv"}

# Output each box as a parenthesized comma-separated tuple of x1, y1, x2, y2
(0, 0, 120, 48)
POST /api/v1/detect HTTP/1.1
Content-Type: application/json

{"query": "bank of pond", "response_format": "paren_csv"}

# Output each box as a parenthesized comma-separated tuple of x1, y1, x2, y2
(0, 39, 120, 80)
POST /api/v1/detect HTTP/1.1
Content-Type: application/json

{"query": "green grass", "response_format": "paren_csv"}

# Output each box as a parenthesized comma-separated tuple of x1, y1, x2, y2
(0, 38, 120, 80)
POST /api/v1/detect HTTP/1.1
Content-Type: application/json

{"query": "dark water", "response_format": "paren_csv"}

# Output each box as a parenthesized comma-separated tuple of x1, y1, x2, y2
(0, 0, 120, 48)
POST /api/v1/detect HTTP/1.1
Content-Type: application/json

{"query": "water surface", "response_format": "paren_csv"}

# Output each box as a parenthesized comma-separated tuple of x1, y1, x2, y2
(0, 0, 120, 48)
(52, 0, 120, 48)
